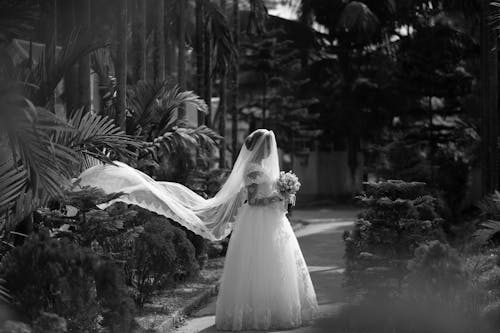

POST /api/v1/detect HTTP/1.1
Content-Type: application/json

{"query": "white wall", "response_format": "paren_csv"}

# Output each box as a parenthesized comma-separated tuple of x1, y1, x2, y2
(292, 150, 363, 201)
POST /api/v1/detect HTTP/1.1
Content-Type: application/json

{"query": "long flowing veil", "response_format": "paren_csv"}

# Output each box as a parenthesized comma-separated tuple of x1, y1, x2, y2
(76, 129, 280, 241)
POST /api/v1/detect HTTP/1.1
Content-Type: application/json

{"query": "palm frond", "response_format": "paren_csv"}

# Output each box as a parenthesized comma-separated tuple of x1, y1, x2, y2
(0, 161, 27, 211)
(0, 278, 10, 303)
(53, 108, 144, 170)
(29, 29, 108, 105)
(476, 190, 500, 219)
(473, 220, 500, 244)
(127, 80, 171, 133)
(142, 124, 221, 165)
(158, 87, 208, 135)
(1, 85, 79, 199)
(206, 1, 237, 75)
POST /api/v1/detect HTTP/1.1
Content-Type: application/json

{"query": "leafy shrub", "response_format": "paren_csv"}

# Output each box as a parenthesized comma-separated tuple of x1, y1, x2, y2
(0, 321, 32, 333)
(94, 262, 135, 333)
(0, 230, 99, 332)
(405, 241, 466, 300)
(344, 180, 445, 294)
(473, 192, 500, 247)
(132, 217, 199, 304)
(482, 301, 500, 332)
(332, 297, 487, 333)
(33, 312, 67, 333)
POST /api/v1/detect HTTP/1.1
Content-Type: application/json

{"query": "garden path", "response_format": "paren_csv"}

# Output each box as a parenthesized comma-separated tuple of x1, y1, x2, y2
(173, 206, 359, 333)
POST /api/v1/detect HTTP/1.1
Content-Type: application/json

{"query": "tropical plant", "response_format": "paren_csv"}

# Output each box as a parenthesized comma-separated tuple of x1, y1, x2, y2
(127, 80, 209, 139)
(0, 88, 142, 214)
(0, 86, 78, 207)
(140, 122, 221, 185)
(53, 108, 142, 169)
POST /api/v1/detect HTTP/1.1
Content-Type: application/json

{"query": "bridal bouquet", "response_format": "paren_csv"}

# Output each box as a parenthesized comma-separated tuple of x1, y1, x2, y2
(276, 171, 301, 206)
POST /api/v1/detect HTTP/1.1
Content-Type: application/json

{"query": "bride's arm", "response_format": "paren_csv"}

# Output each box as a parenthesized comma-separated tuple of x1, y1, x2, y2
(246, 183, 283, 206)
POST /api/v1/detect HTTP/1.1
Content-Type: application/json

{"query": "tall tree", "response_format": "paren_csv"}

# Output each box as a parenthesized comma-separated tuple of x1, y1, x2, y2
(132, 0, 147, 82)
(481, 0, 499, 194)
(42, 0, 58, 110)
(61, 0, 78, 116)
(230, 0, 239, 163)
(204, 5, 212, 128)
(115, 0, 128, 130)
(154, 0, 166, 82)
(196, 0, 206, 125)
(219, 0, 228, 168)
(165, 0, 174, 77)
(77, 0, 91, 111)
(177, 0, 187, 119)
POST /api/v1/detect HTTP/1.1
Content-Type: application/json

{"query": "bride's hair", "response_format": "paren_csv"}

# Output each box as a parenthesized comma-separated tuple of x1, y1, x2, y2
(245, 129, 269, 149)
(245, 129, 271, 162)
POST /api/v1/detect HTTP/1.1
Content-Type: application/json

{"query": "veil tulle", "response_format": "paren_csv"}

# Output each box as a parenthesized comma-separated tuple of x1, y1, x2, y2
(76, 129, 280, 241)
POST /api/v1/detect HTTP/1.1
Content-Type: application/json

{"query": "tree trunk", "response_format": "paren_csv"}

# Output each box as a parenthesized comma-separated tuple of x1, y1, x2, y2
(115, 0, 128, 130)
(165, 0, 175, 77)
(164, 0, 171, 77)
(261, 75, 267, 128)
(61, 0, 78, 117)
(480, 0, 499, 194)
(132, 0, 147, 82)
(78, 0, 91, 111)
(154, 0, 166, 82)
(42, 0, 57, 109)
(218, 0, 227, 168)
(196, 0, 205, 125)
(230, 0, 239, 163)
(204, 12, 212, 128)
(178, 0, 187, 119)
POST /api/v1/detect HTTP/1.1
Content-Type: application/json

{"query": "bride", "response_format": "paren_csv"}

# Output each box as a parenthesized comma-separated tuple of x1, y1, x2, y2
(77, 129, 318, 331)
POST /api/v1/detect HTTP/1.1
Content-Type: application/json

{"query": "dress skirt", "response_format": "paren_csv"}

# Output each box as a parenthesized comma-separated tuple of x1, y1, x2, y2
(215, 204, 318, 331)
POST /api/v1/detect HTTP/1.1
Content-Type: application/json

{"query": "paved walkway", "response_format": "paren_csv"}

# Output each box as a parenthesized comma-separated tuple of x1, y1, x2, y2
(174, 206, 359, 333)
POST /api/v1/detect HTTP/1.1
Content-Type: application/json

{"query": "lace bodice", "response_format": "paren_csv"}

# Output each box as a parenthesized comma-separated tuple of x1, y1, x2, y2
(244, 163, 285, 211)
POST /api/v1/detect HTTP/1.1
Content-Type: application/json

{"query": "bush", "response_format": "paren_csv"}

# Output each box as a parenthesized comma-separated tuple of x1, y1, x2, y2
(344, 180, 445, 294)
(132, 217, 199, 304)
(0, 230, 99, 332)
(482, 301, 500, 332)
(33, 312, 67, 333)
(94, 262, 135, 333)
(405, 240, 466, 300)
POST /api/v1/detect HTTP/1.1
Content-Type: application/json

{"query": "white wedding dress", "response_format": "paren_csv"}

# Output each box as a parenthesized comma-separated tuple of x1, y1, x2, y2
(76, 129, 318, 331)
(215, 163, 318, 331)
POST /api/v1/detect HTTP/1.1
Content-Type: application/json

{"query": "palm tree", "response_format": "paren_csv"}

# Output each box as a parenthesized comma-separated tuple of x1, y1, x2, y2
(178, 0, 187, 119)
(204, 5, 213, 128)
(115, 0, 128, 130)
(132, 0, 147, 82)
(0, 84, 140, 219)
(196, 0, 206, 125)
(61, 0, 78, 116)
(230, 0, 240, 163)
(203, 1, 237, 129)
(77, 0, 91, 110)
(482, 0, 499, 194)
(165, 0, 175, 77)
(218, 0, 228, 168)
(154, 0, 166, 82)
(41, 0, 57, 110)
